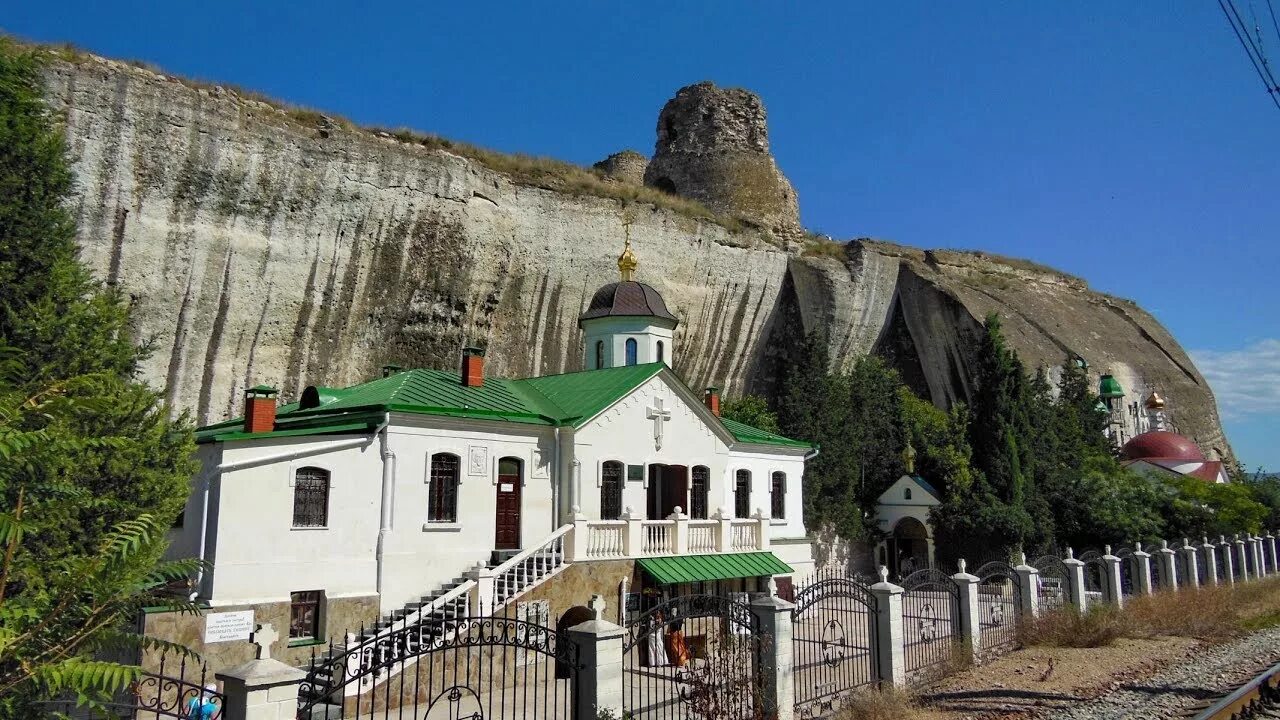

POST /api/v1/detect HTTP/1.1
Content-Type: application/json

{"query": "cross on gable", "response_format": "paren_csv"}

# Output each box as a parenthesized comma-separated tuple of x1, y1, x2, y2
(250, 623, 279, 660)
(646, 398, 672, 451)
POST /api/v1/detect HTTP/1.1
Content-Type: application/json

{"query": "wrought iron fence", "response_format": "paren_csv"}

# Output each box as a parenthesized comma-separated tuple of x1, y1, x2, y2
(620, 593, 762, 720)
(791, 576, 878, 718)
(297, 612, 579, 719)
(1145, 545, 1166, 590)
(1079, 550, 1107, 608)
(1031, 555, 1069, 612)
(38, 654, 223, 719)
(900, 569, 961, 681)
(973, 562, 1020, 652)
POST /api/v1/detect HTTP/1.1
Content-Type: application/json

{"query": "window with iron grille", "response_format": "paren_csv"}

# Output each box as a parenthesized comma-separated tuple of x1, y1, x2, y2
(600, 461, 623, 520)
(770, 471, 786, 519)
(691, 466, 709, 519)
(734, 470, 751, 519)
(428, 453, 460, 523)
(292, 467, 329, 527)
(289, 590, 322, 639)
(595, 340, 604, 369)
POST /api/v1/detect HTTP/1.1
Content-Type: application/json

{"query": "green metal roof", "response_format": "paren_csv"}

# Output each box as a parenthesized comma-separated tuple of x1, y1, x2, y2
(1099, 374, 1124, 398)
(636, 552, 794, 584)
(197, 362, 810, 450)
(720, 417, 811, 449)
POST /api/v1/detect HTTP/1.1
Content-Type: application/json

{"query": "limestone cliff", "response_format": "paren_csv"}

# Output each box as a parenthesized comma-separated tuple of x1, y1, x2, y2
(38, 53, 1231, 460)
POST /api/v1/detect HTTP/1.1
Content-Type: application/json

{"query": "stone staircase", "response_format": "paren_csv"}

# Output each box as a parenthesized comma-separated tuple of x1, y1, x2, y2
(298, 525, 573, 709)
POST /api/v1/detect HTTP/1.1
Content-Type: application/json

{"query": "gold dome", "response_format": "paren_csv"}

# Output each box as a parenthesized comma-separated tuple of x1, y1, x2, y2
(1145, 391, 1166, 410)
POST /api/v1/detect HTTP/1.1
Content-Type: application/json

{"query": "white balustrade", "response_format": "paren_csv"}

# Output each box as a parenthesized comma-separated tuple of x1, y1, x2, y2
(490, 524, 572, 609)
(642, 521, 673, 555)
(688, 522, 717, 553)
(731, 520, 757, 551)
(585, 521, 626, 559)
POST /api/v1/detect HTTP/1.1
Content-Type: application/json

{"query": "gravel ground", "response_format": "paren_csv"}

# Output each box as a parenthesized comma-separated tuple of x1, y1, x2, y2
(1039, 625, 1280, 720)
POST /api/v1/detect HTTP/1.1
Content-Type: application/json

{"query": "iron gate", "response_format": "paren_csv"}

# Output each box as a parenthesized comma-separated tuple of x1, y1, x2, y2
(1079, 550, 1107, 607)
(974, 562, 1021, 652)
(297, 613, 579, 719)
(900, 569, 961, 681)
(1145, 544, 1165, 590)
(1114, 546, 1136, 597)
(621, 593, 762, 720)
(1031, 554, 1069, 612)
(791, 577, 878, 717)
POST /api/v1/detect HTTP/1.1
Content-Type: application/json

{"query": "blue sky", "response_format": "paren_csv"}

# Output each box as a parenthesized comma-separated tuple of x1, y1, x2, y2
(5, 2, 1277, 469)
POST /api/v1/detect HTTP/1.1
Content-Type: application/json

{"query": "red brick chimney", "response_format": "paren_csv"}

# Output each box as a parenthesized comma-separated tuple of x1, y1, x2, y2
(461, 347, 485, 387)
(244, 385, 279, 434)
(703, 387, 721, 417)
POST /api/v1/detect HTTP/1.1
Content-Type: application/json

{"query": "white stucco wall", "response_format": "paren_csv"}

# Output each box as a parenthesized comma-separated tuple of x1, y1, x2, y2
(581, 316, 676, 369)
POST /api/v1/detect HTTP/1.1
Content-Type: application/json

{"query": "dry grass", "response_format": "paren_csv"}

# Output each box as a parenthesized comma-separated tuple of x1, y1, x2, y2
(1022, 576, 1280, 648)
(832, 687, 933, 720)
(802, 233, 849, 259)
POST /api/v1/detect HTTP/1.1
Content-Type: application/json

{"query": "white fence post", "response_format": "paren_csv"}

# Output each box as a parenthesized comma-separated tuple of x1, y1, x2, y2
(751, 586, 796, 720)
(1179, 539, 1199, 590)
(568, 506, 589, 562)
(1102, 546, 1124, 607)
(1252, 536, 1266, 578)
(1014, 554, 1040, 619)
(670, 508, 689, 555)
(623, 506, 643, 557)
(951, 560, 982, 665)
(1201, 537, 1218, 587)
(869, 567, 906, 688)
(467, 565, 496, 616)
(1235, 536, 1250, 582)
(1267, 532, 1278, 575)
(1133, 543, 1153, 595)
(714, 506, 732, 553)
(1220, 536, 1236, 585)
(215, 623, 305, 720)
(567, 595, 625, 720)
(754, 508, 771, 551)
(1063, 548, 1087, 615)
(1157, 541, 1179, 592)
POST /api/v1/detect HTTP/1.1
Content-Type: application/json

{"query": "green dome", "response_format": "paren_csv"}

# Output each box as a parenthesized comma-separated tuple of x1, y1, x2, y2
(1098, 374, 1124, 398)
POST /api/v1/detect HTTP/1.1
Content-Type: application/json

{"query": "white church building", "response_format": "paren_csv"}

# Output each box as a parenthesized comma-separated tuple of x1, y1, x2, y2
(171, 240, 816, 653)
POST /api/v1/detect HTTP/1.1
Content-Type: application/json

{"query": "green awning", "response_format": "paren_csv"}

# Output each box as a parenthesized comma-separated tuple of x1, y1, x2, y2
(636, 552, 793, 585)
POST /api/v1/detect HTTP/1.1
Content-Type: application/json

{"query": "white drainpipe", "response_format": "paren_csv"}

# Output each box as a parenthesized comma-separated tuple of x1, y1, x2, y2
(551, 427, 561, 527)
(376, 412, 396, 602)
(190, 421, 386, 601)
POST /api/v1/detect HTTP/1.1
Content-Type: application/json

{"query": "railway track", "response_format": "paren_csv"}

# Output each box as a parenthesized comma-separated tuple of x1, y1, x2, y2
(1182, 660, 1280, 719)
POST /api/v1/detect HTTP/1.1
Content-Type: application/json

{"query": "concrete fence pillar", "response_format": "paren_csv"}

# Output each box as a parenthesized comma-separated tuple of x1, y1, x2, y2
(869, 567, 907, 688)
(754, 508, 771, 551)
(951, 561, 982, 665)
(1235, 536, 1250, 582)
(1133, 544, 1153, 596)
(1219, 537, 1236, 585)
(1179, 540, 1200, 590)
(751, 589, 796, 720)
(1252, 537, 1266, 578)
(669, 508, 689, 555)
(623, 507, 644, 557)
(567, 595, 625, 720)
(1156, 541, 1179, 592)
(1267, 533, 1278, 575)
(1063, 549, 1087, 615)
(1014, 555, 1040, 619)
(568, 507, 590, 561)
(713, 506, 732, 553)
(467, 565, 496, 616)
(1102, 547, 1124, 607)
(216, 624, 305, 720)
(1201, 538, 1218, 587)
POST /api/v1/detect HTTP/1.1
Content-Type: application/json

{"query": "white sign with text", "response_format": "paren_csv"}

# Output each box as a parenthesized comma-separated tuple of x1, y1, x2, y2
(204, 610, 255, 643)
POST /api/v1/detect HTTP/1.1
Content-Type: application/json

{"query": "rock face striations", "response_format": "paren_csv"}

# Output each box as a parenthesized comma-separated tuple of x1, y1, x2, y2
(38, 55, 1232, 461)
(644, 82, 802, 241)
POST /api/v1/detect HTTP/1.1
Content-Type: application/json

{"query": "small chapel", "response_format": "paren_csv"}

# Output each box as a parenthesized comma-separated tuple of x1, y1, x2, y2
(168, 239, 815, 663)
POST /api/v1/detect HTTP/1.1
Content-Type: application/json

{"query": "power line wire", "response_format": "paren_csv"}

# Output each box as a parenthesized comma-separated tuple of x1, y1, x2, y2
(1228, 0, 1280, 88)
(1218, 0, 1280, 110)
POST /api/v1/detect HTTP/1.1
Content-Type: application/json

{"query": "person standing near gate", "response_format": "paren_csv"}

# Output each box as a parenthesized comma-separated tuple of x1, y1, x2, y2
(186, 683, 220, 719)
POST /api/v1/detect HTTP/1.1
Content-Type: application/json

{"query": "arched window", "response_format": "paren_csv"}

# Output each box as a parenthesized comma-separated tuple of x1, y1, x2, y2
(657, 341, 665, 364)
(734, 470, 751, 519)
(691, 466, 710, 519)
(293, 467, 330, 528)
(595, 340, 604, 369)
(600, 461, 624, 520)
(428, 453, 461, 523)
(904, 487, 913, 501)
(770, 471, 786, 519)
(625, 338, 638, 366)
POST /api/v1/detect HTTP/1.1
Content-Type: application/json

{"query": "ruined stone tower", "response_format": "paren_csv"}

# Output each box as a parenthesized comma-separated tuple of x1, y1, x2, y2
(592, 149, 649, 184)
(644, 82, 801, 240)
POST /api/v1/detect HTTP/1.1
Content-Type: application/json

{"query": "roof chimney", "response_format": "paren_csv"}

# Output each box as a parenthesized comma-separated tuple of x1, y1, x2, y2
(703, 386, 721, 417)
(381, 364, 403, 378)
(244, 385, 278, 434)
(461, 347, 485, 387)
